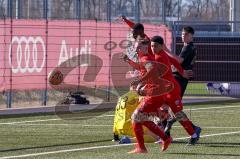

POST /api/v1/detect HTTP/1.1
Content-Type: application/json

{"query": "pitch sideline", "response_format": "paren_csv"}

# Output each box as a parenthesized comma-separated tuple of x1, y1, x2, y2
(0, 131, 240, 159)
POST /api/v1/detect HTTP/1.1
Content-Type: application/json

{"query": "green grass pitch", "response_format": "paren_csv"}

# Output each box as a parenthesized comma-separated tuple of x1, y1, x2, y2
(0, 101, 240, 159)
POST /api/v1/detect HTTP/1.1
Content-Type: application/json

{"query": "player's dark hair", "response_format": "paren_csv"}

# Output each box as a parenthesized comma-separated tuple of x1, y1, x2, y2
(151, 36, 164, 45)
(141, 40, 149, 45)
(183, 26, 194, 35)
(136, 37, 149, 45)
(133, 23, 144, 31)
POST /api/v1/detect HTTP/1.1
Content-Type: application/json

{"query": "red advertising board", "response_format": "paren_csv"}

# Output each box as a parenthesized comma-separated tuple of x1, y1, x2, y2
(0, 19, 172, 91)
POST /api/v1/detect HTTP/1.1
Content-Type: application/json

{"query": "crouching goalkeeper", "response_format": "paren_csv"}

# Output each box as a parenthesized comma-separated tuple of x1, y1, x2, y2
(112, 84, 171, 144)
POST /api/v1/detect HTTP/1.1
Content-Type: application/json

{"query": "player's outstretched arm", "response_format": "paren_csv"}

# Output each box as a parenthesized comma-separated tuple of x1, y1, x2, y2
(119, 15, 135, 28)
(121, 54, 141, 70)
(128, 60, 142, 71)
(163, 44, 183, 64)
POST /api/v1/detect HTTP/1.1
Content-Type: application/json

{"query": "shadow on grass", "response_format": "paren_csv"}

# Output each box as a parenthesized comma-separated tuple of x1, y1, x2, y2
(0, 139, 111, 153)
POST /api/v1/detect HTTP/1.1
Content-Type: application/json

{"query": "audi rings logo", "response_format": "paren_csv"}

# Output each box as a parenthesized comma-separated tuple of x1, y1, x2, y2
(9, 36, 46, 73)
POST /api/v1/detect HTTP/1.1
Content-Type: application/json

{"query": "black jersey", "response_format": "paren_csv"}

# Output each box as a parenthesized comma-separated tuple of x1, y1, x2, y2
(179, 42, 196, 70)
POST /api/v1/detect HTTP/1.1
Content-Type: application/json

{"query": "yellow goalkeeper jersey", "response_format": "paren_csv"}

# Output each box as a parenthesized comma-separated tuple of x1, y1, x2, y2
(113, 90, 139, 137)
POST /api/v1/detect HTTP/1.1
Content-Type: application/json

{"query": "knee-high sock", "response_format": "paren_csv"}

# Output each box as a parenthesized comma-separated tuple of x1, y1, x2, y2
(179, 119, 195, 136)
(142, 121, 167, 140)
(132, 122, 146, 149)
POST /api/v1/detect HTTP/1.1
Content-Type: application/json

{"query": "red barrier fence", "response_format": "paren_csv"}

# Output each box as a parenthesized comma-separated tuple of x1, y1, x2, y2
(0, 19, 172, 92)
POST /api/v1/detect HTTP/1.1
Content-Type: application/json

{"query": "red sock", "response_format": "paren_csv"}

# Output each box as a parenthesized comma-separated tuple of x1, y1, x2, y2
(132, 122, 146, 149)
(142, 121, 167, 140)
(179, 119, 195, 135)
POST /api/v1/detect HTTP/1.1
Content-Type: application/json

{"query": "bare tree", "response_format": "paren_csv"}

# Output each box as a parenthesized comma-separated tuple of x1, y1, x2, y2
(181, 0, 229, 21)
(0, 0, 230, 21)
(216, 0, 229, 21)
(50, 0, 74, 19)
(20, 0, 43, 19)
(141, 0, 158, 17)
(165, 0, 179, 17)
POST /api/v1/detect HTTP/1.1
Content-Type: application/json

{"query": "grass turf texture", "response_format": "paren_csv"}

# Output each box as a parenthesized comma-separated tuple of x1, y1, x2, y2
(0, 101, 240, 158)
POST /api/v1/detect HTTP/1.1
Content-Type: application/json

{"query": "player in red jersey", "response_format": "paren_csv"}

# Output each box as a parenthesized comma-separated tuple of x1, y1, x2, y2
(120, 28, 189, 153)
(124, 37, 184, 99)
(120, 16, 201, 145)
(134, 36, 201, 146)
(124, 38, 172, 154)
(124, 36, 195, 153)
(124, 39, 182, 154)
(163, 26, 199, 139)
(119, 15, 186, 97)
(123, 37, 154, 75)
(118, 19, 170, 153)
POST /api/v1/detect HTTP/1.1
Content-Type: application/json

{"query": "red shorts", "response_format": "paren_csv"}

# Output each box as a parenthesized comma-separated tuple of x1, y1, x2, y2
(138, 96, 165, 113)
(165, 83, 183, 114)
(138, 80, 182, 114)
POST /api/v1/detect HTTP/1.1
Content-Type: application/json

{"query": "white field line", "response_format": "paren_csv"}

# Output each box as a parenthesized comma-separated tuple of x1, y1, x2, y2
(0, 114, 113, 125)
(8, 124, 114, 127)
(184, 105, 240, 111)
(0, 118, 60, 125)
(0, 144, 134, 159)
(173, 126, 240, 129)
(0, 105, 239, 125)
(173, 131, 240, 140)
(0, 131, 240, 159)
(6, 123, 240, 130)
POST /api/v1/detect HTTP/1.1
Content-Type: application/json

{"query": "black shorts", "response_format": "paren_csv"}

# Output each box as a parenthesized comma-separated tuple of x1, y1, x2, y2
(173, 73, 189, 98)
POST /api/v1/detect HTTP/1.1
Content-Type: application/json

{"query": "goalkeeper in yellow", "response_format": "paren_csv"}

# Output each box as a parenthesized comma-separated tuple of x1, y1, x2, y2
(113, 84, 170, 144)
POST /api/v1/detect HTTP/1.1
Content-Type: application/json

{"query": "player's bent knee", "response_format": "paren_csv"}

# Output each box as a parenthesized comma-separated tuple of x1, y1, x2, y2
(131, 109, 152, 123)
(131, 109, 142, 123)
(175, 111, 188, 121)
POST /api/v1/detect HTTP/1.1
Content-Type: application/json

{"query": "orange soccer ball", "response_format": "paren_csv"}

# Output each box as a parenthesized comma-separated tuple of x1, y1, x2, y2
(48, 70, 64, 85)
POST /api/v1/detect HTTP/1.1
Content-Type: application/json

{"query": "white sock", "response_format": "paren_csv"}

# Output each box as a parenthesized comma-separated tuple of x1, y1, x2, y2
(191, 133, 197, 138)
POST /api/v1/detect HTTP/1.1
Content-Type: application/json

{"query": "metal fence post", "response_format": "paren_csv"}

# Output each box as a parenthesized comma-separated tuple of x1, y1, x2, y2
(43, 0, 48, 19)
(230, 0, 237, 32)
(107, 0, 111, 102)
(16, 0, 22, 19)
(42, 0, 48, 106)
(177, 0, 180, 21)
(172, 21, 177, 55)
(134, 0, 140, 22)
(6, 0, 13, 108)
(162, 0, 166, 24)
(6, 91, 12, 108)
(107, 0, 111, 22)
(7, 0, 12, 18)
(76, 0, 80, 19)
(76, 0, 81, 90)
